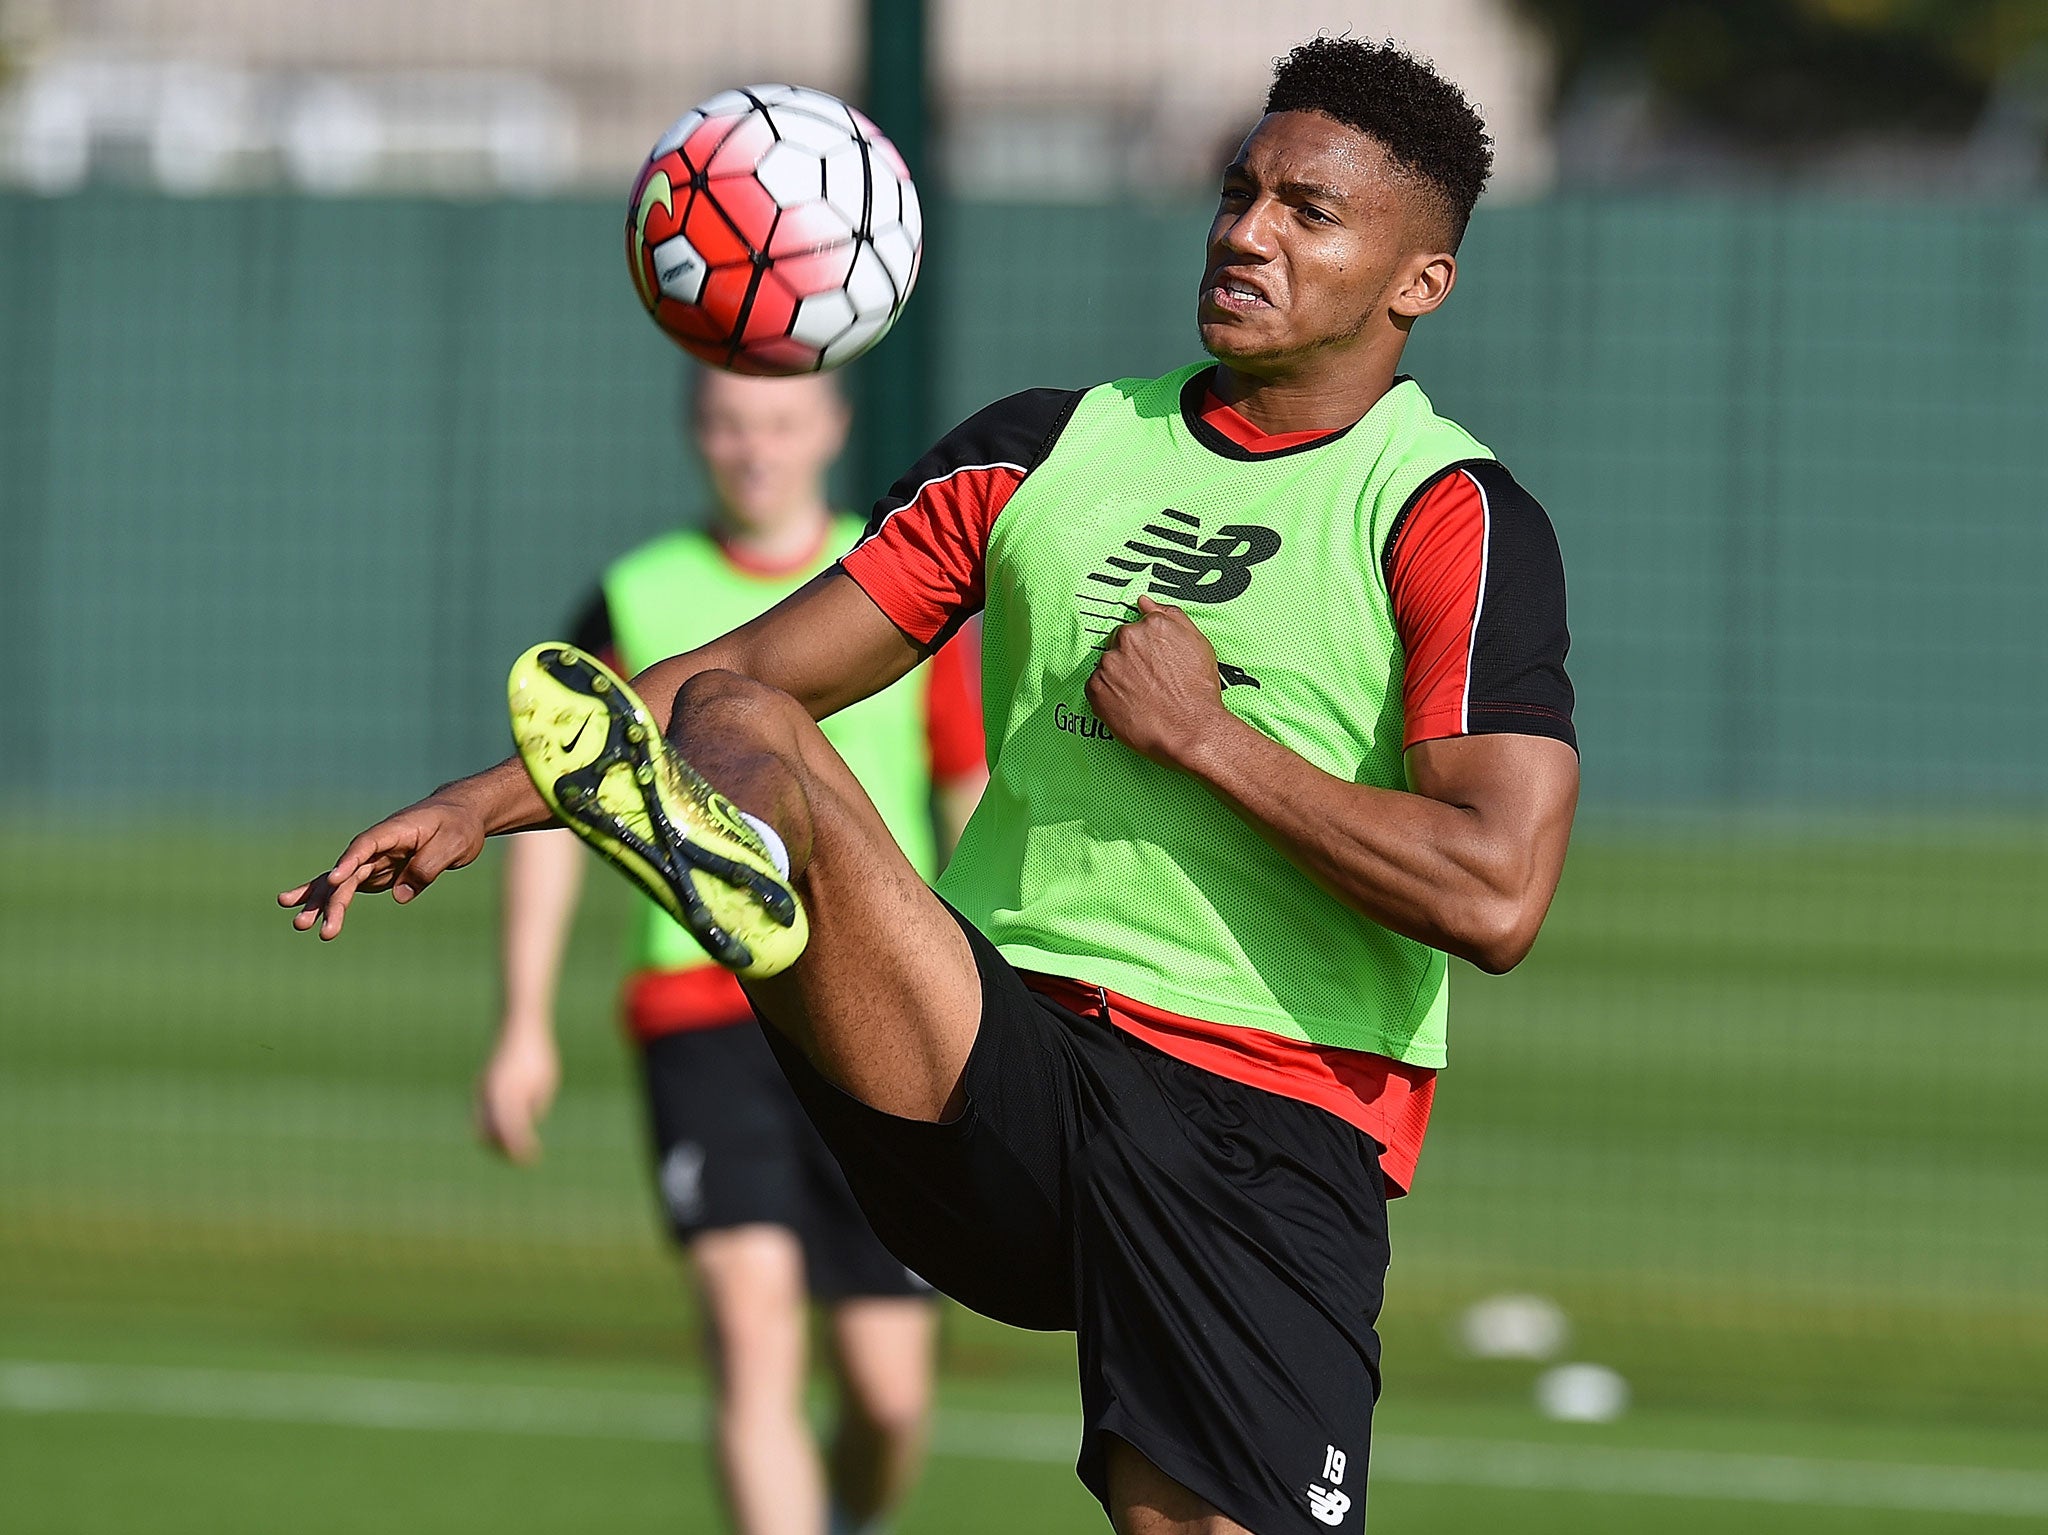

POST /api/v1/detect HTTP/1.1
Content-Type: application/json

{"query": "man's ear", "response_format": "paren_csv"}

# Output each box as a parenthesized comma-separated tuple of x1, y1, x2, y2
(1390, 251, 1456, 320)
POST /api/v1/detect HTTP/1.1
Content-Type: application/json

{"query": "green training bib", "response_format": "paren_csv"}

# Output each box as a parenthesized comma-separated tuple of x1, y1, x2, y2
(938, 365, 1491, 1067)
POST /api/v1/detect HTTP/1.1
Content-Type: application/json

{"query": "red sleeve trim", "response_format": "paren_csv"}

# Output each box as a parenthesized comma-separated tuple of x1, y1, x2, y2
(840, 462, 1025, 645)
(841, 387, 1084, 646)
(1389, 469, 1488, 749)
(922, 619, 987, 781)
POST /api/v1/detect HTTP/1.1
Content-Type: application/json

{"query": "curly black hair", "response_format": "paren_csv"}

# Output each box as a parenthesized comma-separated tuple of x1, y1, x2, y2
(1265, 37, 1493, 250)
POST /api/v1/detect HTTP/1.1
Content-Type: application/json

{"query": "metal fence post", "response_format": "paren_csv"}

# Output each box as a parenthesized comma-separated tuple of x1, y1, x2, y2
(860, 0, 936, 505)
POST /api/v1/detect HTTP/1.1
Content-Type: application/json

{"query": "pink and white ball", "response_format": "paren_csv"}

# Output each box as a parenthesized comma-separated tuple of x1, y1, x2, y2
(625, 85, 923, 375)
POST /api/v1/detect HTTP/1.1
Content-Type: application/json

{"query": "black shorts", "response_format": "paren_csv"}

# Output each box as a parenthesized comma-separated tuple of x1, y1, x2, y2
(637, 1021, 930, 1302)
(759, 910, 1390, 1533)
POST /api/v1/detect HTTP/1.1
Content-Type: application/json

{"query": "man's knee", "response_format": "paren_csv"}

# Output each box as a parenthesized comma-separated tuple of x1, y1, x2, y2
(675, 667, 806, 740)
(842, 1370, 930, 1445)
(693, 1226, 808, 1376)
(833, 1301, 935, 1442)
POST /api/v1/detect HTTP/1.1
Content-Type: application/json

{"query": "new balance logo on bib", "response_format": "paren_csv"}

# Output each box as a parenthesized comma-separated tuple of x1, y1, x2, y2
(1079, 509, 1283, 609)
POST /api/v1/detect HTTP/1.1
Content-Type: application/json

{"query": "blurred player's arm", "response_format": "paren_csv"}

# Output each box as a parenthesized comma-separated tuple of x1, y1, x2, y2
(279, 571, 921, 940)
(476, 827, 582, 1163)
(625, 569, 924, 728)
(476, 589, 616, 1161)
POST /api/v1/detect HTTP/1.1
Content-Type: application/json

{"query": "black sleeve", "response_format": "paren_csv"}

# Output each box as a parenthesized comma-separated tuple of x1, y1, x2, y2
(1462, 460, 1574, 747)
(1384, 460, 1575, 751)
(840, 387, 1086, 647)
(858, 387, 1085, 542)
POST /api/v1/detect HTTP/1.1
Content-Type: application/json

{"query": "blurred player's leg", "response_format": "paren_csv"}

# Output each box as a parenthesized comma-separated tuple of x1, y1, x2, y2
(694, 1225, 824, 1535)
(824, 1297, 936, 1532)
(665, 668, 982, 1122)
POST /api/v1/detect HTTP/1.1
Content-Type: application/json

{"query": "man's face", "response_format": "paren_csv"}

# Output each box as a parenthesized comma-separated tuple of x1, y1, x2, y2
(1198, 111, 1441, 374)
(693, 371, 849, 532)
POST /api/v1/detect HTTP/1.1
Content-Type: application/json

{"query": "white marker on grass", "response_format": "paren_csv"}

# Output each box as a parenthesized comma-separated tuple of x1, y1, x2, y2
(1457, 1293, 1569, 1361)
(1536, 1363, 1630, 1423)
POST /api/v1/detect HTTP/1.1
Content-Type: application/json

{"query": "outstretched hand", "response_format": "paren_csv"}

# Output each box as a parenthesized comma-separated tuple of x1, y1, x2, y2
(278, 796, 490, 940)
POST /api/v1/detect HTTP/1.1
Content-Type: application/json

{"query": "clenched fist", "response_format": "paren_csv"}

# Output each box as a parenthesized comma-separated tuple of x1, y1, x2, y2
(1086, 595, 1235, 768)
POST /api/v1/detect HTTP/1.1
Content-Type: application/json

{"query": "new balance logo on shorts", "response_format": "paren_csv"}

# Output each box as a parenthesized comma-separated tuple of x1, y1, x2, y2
(1306, 1443, 1353, 1526)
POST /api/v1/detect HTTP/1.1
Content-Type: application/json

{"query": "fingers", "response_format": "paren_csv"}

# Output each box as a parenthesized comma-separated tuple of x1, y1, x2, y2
(330, 820, 415, 887)
(280, 813, 448, 938)
(392, 825, 470, 904)
(280, 854, 386, 940)
(328, 874, 374, 937)
(1134, 594, 1186, 616)
(475, 1080, 543, 1164)
(279, 872, 340, 932)
(477, 1099, 538, 1164)
(1101, 598, 1150, 653)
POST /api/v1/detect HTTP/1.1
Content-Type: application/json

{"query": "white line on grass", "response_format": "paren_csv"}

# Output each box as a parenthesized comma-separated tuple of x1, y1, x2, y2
(1380, 1433, 2048, 1520)
(4, 1361, 2046, 1519)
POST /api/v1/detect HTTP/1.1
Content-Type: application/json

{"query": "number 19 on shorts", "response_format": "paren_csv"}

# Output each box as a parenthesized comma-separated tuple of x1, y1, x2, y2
(1306, 1443, 1352, 1526)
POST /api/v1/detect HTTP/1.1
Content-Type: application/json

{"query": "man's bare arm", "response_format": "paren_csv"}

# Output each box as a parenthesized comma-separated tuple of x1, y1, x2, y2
(1087, 596, 1578, 972)
(624, 568, 927, 728)
(280, 571, 922, 939)
(474, 826, 584, 1164)
(1184, 729, 1576, 972)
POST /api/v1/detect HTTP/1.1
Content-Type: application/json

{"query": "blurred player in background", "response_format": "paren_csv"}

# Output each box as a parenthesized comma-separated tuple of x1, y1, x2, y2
(474, 368, 986, 1535)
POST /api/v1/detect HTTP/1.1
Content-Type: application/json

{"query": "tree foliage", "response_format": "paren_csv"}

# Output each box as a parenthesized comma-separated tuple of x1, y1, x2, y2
(1517, 0, 2048, 143)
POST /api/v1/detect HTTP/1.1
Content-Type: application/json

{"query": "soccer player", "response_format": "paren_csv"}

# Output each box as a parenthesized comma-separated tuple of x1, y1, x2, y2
(480, 368, 985, 1535)
(285, 39, 1577, 1535)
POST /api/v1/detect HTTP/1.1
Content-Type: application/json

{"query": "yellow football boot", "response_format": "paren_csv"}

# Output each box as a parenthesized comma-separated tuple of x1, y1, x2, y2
(507, 643, 807, 980)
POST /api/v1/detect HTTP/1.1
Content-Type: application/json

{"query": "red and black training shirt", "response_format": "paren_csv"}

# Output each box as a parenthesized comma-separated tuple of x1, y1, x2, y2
(842, 371, 1574, 1192)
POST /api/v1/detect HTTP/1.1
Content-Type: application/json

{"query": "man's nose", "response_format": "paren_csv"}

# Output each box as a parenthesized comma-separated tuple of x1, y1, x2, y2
(1215, 200, 1280, 259)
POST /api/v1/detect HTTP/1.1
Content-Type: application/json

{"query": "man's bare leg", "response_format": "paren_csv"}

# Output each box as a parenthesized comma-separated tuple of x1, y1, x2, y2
(666, 669, 982, 1122)
(693, 1225, 823, 1535)
(1105, 1438, 1252, 1535)
(825, 1297, 936, 1529)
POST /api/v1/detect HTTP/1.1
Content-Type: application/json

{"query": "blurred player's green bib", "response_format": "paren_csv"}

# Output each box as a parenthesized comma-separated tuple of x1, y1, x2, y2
(606, 516, 935, 971)
(941, 364, 1491, 1067)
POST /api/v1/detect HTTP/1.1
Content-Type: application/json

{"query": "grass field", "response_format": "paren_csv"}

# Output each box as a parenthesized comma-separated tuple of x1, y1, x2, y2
(3, 812, 2044, 1531)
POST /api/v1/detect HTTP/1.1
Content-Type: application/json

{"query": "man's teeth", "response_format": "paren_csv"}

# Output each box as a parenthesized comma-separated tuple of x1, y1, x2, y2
(1223, 283, 1262, 300)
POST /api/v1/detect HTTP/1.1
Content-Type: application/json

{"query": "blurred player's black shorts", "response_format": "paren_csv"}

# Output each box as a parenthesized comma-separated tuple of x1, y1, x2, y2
(637, 1021, 931, 1302)
(758, 907, 1390, 1534)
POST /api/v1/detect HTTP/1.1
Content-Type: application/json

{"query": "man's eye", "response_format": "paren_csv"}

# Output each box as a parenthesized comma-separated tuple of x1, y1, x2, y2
(1299, 205, 1332, 224)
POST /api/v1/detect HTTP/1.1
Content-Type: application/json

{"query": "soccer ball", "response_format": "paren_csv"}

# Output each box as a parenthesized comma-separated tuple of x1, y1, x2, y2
(625, 85, 922, 375)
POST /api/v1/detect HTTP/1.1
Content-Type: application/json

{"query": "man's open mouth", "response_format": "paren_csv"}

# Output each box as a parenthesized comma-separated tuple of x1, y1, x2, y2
(1206, 276, 1272, 311)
